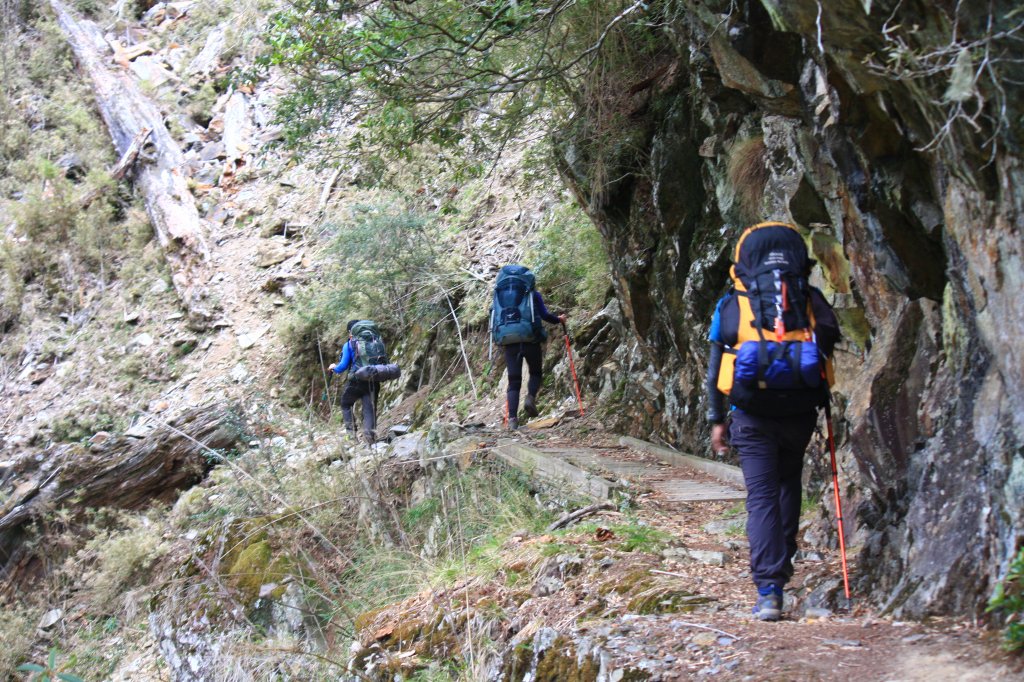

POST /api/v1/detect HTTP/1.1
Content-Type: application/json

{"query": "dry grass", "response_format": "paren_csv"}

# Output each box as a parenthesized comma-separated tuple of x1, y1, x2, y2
(0, 604, 39, 677)
(726, 136, 768, 224)
(77, 513, 171, 613)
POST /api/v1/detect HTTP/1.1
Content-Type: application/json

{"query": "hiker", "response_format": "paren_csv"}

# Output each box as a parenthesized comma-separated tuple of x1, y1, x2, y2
(491, 264, 566, 430)
(329, 319, 388, 444)
(705, 222, 840, 621)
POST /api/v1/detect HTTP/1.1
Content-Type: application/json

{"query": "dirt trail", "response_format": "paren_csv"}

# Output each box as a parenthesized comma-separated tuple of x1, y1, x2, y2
(464, 422, 1024, 681)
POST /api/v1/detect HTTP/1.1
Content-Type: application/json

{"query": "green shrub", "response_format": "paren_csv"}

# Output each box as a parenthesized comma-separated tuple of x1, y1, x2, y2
(527, 201, 609, 313)
(47, 398, 125, 443)
(0, 235, 23, 329)
(79, 515, 171, 612)
(289, 203, 443, 338)
(72, 0, 104, 16)
(611, 518, 672, 553)
(0, 606, 38, 678)
(988, 546, 1024, 652)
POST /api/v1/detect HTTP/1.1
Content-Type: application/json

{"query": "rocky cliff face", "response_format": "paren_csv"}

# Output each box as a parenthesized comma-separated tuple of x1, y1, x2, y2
(557, 0, 1023, 617)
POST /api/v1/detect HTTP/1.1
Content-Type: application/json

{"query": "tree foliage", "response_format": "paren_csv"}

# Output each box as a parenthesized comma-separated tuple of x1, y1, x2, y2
(254, 0, 658, 158)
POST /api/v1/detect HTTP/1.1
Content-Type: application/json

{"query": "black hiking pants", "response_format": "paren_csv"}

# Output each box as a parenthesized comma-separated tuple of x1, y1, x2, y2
(340, 379, 380, 443)
(503, 342, 543, 420)
(728, 408, 817, 591)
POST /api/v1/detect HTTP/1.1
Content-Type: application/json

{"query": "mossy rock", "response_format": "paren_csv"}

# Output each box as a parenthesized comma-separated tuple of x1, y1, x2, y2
(226, 539, 289, 603)
(836, 306, 871, 352)
(533, 635, 603, 682)
(627, 586, 712, 615)
(504, 641, 534, 681)
(596, 568, 654, 597)
(352, 604, 389, 634)
(377, 609, 464, 658)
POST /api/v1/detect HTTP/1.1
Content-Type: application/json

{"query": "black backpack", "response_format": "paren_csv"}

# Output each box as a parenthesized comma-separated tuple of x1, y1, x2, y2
(716, 222, 840, 416)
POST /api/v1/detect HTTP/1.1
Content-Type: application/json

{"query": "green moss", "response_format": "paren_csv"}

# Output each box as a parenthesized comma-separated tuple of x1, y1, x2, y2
(353, 605, 389, 634)
(597, 568, 654, 597)
(504, 642, 534, 681)
(627, 587, 712, 614)
(533, 636, 604, 682)
(226, 540, 288, 602)
(836, 306, 871, 353)
(810, 232, 852, 296)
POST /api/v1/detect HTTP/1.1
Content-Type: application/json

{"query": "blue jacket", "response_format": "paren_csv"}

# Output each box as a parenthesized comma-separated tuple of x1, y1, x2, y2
(332, 340, 355, 374)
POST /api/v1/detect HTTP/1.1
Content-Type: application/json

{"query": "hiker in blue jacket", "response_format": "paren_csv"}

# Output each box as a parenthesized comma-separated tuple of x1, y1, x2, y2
(491, 265, 566, 430)
(706, 223, 840, 621)
(503, 290, 565, 430)
(329, 319, 381, 443)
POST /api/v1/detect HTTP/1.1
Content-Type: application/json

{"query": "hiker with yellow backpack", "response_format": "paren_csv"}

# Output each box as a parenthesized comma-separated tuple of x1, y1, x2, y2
(706, 223, 841, 621)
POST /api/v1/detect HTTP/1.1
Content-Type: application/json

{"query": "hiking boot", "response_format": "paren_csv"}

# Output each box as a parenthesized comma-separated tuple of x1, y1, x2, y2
(508, 417, 520, 431)
(523, 393, 539, 417)
(752, 585, 783, 621)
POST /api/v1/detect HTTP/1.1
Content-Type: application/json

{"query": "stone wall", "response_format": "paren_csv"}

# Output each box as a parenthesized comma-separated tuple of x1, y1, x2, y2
(557, 0, 1023, 616)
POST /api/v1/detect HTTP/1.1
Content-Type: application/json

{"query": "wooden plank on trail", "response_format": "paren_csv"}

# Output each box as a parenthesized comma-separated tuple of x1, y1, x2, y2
(547, 443, 744, 502)
(649, 480, 745, 502)
(492, 440, 617, 501)
(543, 447, 651, 479)
(618, 436, 746, 489)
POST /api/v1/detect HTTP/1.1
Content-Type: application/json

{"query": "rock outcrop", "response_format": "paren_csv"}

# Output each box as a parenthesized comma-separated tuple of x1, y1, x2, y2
(556, 0, 1023, 617)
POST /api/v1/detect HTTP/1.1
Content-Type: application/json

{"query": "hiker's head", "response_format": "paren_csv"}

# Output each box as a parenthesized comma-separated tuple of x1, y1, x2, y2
(347, 319, 359, 336)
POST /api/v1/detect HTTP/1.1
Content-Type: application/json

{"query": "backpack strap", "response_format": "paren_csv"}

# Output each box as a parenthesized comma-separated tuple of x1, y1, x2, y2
(746, 279, 772, 389)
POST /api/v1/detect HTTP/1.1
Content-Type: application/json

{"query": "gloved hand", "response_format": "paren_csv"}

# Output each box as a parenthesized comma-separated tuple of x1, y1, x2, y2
(329, 363, 336, 372)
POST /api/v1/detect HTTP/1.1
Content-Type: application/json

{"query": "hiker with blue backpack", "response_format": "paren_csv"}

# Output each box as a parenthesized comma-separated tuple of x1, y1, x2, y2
(491, 265, 566, 430)
(705, 223, 841, 621)
(330, 319, 399, 444)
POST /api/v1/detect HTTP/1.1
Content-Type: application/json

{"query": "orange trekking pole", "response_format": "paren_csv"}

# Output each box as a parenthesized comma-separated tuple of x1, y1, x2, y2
(562, 322, 584, 417)
(824, 401, 851, 600)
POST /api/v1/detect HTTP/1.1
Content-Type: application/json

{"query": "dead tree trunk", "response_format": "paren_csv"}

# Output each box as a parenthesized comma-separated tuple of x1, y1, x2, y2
(49, 0, 215, 326)
(0, 405, 241, 592)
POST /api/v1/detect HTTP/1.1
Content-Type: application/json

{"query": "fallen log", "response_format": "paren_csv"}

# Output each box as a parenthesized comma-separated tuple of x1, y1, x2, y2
(49, 0, 215, 326)
(0, 404, 241, 592)
(78, 126, 151, 209)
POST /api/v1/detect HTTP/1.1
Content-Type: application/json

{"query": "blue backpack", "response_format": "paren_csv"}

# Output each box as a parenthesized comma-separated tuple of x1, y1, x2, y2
(491, 265, 542, 345)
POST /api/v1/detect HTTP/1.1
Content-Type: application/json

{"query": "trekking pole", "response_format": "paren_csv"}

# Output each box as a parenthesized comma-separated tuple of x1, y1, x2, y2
(824, 401, 851, 601)
(562, 321, 585, 417)
(488, 307, 494, 364)
(322, 372, 333, 400)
